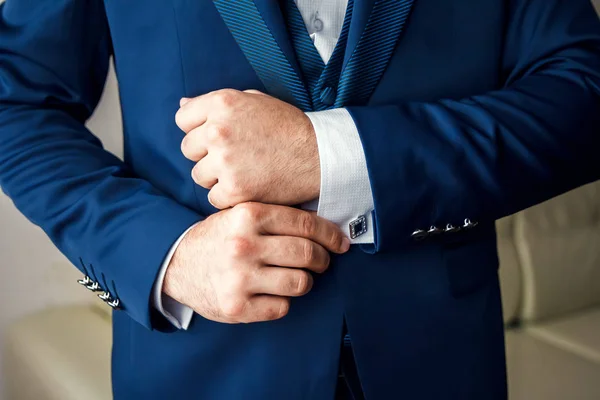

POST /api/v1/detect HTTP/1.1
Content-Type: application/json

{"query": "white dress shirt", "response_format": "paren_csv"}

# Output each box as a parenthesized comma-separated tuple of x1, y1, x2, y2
(154, 0, 375, 329)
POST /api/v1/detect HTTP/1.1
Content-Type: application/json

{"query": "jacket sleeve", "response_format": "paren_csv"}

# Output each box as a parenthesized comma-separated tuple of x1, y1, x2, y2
(0, 0, 203, 330)
(348, 0, 600, 252)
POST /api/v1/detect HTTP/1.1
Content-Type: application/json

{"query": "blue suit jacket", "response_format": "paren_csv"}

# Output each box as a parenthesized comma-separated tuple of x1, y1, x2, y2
(1, 0, 600, 399)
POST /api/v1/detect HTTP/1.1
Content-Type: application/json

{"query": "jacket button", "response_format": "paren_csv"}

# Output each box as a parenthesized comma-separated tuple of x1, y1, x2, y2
(427, 226, 442, 236)
(444, 224, 461, 234)
(107, 298, 121, 310)
(77, 276, 92, 286)
(98, 291, 111, 301)
(411, 229, 428, 241)
(85, 281, 101, 292)
(463, 218, 479, 229)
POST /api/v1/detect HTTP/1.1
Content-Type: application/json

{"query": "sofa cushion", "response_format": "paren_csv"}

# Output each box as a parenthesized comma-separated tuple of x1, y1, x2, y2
(505, 330, 600, 400)
(515, 181, 600, 322)
(526, 307, 600, 365)
(3, 306, 112, 400)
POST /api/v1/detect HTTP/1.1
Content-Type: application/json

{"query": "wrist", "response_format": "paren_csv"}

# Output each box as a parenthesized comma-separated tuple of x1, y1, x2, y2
(300, 113, 321, 201)
(163, 223, 200, 305)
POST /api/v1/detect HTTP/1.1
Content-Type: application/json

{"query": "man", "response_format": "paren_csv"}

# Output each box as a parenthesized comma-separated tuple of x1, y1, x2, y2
(1, 0, 599, 398)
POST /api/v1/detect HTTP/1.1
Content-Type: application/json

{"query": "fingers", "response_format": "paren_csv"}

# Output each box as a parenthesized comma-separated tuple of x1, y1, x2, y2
(259, 236, 330, 273)
(175, 95, 209, 134)
(192, 156, 219, 189)
(255, 205, 350, 254)
(251, 266, 314, 297)
(181, 125, 209, 162)
(220, 295, 290, 323)
(175, 89, 240, 134)
(208, 181, 239, 210)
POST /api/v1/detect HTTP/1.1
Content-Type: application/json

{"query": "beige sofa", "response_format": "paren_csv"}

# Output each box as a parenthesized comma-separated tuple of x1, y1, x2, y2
(500, 181, 600, 399)
(4, 181, 600, 399)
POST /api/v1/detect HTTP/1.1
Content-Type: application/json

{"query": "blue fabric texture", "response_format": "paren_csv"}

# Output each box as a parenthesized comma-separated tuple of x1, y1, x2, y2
(1, 0, 600, 399)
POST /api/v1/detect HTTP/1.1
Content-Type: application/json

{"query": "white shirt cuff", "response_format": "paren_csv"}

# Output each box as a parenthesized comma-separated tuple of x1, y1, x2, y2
(152, 223, 199, 330)
(304, 108, 375, 244)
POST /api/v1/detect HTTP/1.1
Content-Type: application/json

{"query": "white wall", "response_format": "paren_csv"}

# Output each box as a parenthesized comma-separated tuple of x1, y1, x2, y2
(0, 65, 123, 397)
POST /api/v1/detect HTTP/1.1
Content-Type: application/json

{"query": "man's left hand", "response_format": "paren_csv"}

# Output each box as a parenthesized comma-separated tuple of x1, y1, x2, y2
(176, 89, 320, 209)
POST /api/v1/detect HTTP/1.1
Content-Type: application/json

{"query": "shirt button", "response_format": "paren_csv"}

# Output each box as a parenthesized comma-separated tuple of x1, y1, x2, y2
(313, 13, 324, 32)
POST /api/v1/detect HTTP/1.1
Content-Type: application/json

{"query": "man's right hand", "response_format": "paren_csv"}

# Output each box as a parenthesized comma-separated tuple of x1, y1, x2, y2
(163, 202, 350, 324)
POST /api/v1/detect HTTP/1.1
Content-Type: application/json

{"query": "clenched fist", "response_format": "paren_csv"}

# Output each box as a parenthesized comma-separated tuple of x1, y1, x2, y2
(175, 89, 320, 209)
(163, 202, 350, 324)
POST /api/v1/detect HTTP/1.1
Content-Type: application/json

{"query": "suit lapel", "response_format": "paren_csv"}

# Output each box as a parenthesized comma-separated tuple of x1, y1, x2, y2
(251, 0, 303, 77)
(212, 0, 312, 111)
(343, 0, 375, 69)
(338, 0, 416, 107)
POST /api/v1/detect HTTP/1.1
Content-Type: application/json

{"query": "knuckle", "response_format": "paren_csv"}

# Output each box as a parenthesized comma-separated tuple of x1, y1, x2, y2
(234, 202, 262, 223)
(277, 300, 291, 319)
(208, 123, 231, 142)
(226, 271, 249, 294)
(228, 236, 254, 259)
(219, 149, 234, 165)
(328, 229, 343, 251)
(221, 298, 245, 319)
(302, 240, 316, 264)
(299, 213, 316, 237)
(293, 271, 312, 295)
(215, 89, 238, 108)
(263, 300, 290, 321)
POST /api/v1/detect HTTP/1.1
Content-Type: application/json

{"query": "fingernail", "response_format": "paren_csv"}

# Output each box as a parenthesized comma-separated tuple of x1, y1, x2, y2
(180, 97, 191, 107)
(341, 237, 351, 252)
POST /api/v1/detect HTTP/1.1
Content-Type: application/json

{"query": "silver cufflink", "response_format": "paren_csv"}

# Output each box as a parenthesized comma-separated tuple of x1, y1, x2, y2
(349, 215, 367, 239)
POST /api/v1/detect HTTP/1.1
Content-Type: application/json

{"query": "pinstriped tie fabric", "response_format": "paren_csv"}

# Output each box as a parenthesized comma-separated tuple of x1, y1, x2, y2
(281, 0, 355, 111)
(213, 0, 415, 111)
